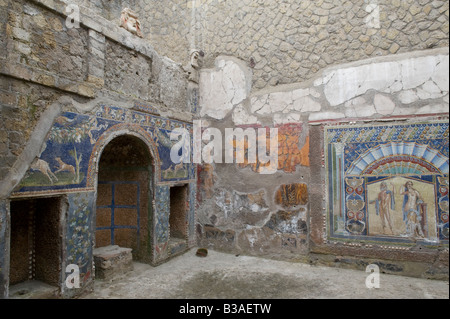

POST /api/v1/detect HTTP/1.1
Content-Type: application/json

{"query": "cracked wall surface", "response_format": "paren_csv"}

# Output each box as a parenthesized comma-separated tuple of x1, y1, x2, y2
(98, 0, 450, 92)
(200, 49, 449, 125)
(66, 1, 449, 92)
(196, 48, 449, 274)
(0, 0, 449, 298)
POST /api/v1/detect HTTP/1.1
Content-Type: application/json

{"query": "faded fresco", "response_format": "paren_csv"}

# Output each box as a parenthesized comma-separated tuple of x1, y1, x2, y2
(13, 104, 195, 195)
(275, 183, 308, 208)
(234, 123, 309, 173)
(325, 121, 449, 245)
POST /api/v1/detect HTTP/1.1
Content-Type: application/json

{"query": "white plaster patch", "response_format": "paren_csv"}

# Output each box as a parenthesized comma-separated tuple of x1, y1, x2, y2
(389, 81, 403, 93)
(345, 104, 377, 118)
(292, 88, 310, 99)
(252, 89, 322, 115)
(392, 106, 419, 116)
(416, 80, 447, 100)
(416, 104, 449, 114)
(309, 111, 345, 122)
(254, 102, 272, 115)
(323, 61, 400, 107)
(373, 94, 396, 115)
(344, 96, 367, 107)
(292, 96, 321, 112)
(273, 113, 301, 125)
(398, 90, 419, 104)
(314, 70, 335, 87)
(232, 104, 260, 125)
(200, 58, 250, 120)
(345, 97, 376, 117)
(321, 52, 448, 108)
(250, 95, 269, 114)
(432, 55, 449, 92)
(268, 91, 293, 113)
(401, 55, 437, 90)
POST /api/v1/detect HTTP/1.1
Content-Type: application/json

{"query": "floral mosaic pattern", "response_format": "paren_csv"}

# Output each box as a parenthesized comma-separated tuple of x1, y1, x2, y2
(66, 192, 95, 286)
(155, 185, 170, 244)
(188, 183, 197, 240)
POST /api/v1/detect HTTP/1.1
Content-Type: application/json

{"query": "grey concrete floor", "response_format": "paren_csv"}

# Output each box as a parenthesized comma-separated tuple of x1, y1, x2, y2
(82, 248, 449, 299)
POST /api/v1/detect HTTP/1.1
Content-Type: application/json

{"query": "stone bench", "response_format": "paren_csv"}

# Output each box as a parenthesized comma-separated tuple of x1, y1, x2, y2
(93, 245, 133, 280)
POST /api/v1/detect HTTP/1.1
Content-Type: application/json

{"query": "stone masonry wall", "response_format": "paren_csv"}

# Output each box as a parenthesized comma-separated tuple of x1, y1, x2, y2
(54, 1, 449, 92)
(52, 0, 139, 21)
(0, 0, 191, 198)
(0, 0, 91, 182)
(132, 0, 449, 92)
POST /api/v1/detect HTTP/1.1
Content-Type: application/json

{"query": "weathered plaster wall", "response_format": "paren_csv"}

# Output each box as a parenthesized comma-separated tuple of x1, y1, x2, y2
(200, 48, 448, 126)
(118, 0, 449, 92)
(0, 0, 449, 298)
(196, 48, 449, 276)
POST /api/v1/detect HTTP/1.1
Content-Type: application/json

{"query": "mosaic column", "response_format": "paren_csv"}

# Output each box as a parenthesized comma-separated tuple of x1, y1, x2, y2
(0, 200, 9, 298)
(332, 143, 346, 234)
(62, 192, 95, 298)
(154, 185, 170, 263)
(188, 182, 197, 246)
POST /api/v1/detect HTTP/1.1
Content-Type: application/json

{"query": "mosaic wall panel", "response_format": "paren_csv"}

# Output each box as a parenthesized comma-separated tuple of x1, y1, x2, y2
(0, 200, 7, 297)
(155, 185, 170, 244)
(13, 104, 194, 195)
(154, 185, 170, 261)
(66, 192, 95, 288)
(325, 121, 449, 245)
(188, 182, 197, 240)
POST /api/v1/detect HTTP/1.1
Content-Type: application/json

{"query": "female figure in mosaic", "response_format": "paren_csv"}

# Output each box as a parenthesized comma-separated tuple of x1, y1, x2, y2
(400, 181, 426, 238)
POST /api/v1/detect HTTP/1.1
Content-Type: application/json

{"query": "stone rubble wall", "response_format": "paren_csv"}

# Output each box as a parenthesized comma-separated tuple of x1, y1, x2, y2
(45, 1, 449, 93)
(0, 0, 190, 196)
(132, 0, 449, 91)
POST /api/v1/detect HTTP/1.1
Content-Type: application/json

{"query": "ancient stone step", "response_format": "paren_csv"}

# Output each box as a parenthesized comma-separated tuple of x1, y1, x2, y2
(93, 245, 133, 280)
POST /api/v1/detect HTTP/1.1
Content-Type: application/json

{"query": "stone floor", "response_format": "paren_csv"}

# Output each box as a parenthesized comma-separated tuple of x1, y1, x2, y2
(82, 248, 449, 299)
(9, 280, 59, 299)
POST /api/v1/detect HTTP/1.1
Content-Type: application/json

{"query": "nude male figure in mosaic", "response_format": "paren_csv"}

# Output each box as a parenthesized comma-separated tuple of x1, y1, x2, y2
(371, 181, 395, 235)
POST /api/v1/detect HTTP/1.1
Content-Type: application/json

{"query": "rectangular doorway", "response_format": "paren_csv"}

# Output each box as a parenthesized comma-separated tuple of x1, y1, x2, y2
(169, 185, 188, 251)
(9, 197, 62, 296)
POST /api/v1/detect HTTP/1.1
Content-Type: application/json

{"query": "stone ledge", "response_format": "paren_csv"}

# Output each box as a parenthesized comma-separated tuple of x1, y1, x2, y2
(93, 245, 133, 280)
(0, 58, 98, 98)
(28, 0, 160, 61)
